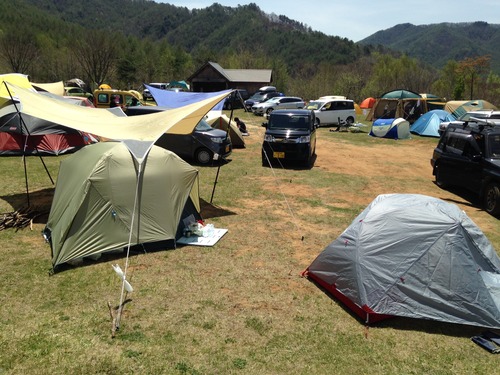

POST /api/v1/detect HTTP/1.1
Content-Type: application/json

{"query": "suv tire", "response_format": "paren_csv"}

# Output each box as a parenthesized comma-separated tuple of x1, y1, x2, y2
(484, 182, 500, 216)
(434, 164, 447, 188)
(195, 147, 213, 165)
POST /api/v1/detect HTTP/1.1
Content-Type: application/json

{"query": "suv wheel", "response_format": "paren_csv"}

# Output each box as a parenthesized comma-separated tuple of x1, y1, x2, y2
(484, 183, 500, 216)
(315, 118, 321, 127)
(266, 108, 274, 115)
(195, 148, 213, 165)
(434, 164, 447, 188)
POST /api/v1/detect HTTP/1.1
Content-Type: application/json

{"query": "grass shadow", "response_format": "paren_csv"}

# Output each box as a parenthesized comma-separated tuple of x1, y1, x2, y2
(200, 198, 236, 219)
(305, 276, 489, 339)
(1, 187, 54, 224)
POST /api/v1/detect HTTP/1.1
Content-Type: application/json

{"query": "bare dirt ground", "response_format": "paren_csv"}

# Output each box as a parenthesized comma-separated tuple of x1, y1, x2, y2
(229, 119, 499, 268)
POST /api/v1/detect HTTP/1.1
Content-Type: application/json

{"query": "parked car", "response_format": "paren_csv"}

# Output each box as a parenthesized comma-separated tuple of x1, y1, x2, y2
(305, 97, 355, 127)
(126, 106, 232, 165)
(142, 82, 168, 101)
(64, 86, 93, 100)
(93, 89, 142, 110)
(244, 90, 283, 110)
(439, 110, 500, 134)
(261, 109, 317, 167)
(223, 89, 249, 110)
(251, 96, 305, 116)
(430, 120, 500, 216)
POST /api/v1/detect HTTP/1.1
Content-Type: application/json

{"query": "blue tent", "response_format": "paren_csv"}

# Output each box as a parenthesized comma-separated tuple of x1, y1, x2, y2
(369, 118, 410, 139)
(410, 110, 456, 137)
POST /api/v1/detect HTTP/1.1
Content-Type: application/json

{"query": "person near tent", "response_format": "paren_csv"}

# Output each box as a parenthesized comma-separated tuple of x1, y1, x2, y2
(234, 117, 248, 135)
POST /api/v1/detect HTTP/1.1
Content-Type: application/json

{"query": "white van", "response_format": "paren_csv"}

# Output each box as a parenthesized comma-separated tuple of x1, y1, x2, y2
(143, 82, 168, 100)
(306, 97, 356, 127)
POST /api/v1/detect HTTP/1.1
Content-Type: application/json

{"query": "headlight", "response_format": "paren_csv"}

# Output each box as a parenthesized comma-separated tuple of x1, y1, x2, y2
(264, 134, 274, 142)
(298, 136, 310, 143)
(210, 137, 225, 143)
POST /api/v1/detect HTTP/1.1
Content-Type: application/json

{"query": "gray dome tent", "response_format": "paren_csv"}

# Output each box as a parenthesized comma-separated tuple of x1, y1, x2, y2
(303, 194, 500, 328)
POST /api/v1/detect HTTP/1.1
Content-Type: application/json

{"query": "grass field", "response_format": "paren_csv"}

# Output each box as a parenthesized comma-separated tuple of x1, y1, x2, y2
(1, 110, 500, 374)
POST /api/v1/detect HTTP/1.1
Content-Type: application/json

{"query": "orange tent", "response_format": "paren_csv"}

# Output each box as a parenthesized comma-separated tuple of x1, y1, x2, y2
(360, 97, 376, 109)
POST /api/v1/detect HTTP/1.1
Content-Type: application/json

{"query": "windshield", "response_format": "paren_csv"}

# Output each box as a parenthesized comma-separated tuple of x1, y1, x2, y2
(268, 115, 310, 130)
(460, 112, 491, 121)
(305, 101, 323, 110)
(195, 118, 214, 132)
(249, 93, 266, 101)
(266, 97, 281, 103)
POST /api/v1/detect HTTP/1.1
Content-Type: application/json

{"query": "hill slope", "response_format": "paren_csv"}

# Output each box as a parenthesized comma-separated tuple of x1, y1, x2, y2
(360, 21, 500, 73)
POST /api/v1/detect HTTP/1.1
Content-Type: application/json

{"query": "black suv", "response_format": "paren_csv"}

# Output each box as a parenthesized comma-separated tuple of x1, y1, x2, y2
(262, 109, 317, 167)
(431, 120, 500, 215)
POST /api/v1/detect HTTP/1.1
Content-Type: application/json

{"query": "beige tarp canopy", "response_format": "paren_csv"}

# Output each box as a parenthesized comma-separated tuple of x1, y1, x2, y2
(0, 73, 34, 107)
(31, 81, 65, 96)
(4, 83, 231, 147)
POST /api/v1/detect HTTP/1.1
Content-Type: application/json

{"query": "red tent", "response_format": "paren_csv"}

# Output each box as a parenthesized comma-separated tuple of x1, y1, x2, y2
(360, 97, 375, 109)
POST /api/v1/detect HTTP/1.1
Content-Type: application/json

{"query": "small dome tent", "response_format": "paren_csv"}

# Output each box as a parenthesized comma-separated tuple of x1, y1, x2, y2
(449, 100, 497, 119)
(205, 113, 245, 148)
(303, 194, 500, 328)
(369, 117, 410, 139)
(360, 97, 375, 109)
(43, 142, 201, 269)
(410, 109, 456, 137)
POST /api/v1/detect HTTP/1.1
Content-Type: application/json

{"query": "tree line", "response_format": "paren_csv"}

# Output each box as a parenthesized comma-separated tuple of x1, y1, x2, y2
(0, 0, 498, 105)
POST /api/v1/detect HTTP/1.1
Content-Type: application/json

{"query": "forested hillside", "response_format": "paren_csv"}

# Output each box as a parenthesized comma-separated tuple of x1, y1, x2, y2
(360, 22, 500, 74)
(0, 0, 499, 104)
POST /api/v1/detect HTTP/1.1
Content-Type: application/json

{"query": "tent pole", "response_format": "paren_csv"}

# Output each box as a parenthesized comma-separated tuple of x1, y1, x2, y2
(209, 108, 234, 204)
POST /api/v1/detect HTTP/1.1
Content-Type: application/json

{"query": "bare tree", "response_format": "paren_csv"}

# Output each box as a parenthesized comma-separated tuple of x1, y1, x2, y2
(0, 28, 40, 74)
(72, 31, 118, 87)
(456, 55, 491, 100)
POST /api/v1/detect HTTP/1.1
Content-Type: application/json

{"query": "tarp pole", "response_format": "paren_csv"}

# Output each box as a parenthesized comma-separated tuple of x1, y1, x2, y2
(209, 108, 234, 204)
(3, 82, 55, 207)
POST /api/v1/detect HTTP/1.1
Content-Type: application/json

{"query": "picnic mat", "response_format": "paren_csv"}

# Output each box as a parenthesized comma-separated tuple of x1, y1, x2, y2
(177, 228, 228, 246)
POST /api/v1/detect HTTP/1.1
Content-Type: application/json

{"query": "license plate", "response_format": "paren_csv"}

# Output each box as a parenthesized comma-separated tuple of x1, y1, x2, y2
(273, 151, 285, 158)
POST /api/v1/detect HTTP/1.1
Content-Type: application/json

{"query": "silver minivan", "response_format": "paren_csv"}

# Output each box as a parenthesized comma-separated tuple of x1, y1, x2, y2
(306, 97, 356, 127)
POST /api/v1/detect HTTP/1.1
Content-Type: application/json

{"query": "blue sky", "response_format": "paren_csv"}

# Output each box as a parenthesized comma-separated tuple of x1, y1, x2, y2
(159, 1, 500, 42)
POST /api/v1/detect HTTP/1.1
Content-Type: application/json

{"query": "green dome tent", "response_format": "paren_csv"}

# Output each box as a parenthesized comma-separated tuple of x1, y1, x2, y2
(44, 142, 200, 269)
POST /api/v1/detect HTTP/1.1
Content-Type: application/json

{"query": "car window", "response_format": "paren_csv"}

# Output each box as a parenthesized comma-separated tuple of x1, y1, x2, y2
(195, 119, 214, 132)
(250, 93, 265, 101)
(305, 101, 321, 110)
(488, 134, 500, 158)
(445, 134, 470, 155)
(97, 93, 109, 104)
(269, 115, 310, 130)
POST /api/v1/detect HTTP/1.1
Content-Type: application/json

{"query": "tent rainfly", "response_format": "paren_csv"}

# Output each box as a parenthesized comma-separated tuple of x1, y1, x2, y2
(410, 109, 456, 137)
(369, 117, 410, 139)
(303, 194, 500, 328)
(44, 142, 201, 269)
